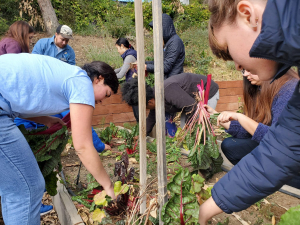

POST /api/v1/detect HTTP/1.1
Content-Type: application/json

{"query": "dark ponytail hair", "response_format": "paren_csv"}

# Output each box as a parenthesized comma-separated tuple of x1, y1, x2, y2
(115, 37, 134, 50)
(82, 61, 119, 94)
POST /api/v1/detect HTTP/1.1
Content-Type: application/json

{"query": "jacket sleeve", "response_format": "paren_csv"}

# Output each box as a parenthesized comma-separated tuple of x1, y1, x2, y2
(212, 81, 300, 213)
(115, 55, 136, 79)
(226, 121, 252, 139)
(252, 81, 296, 142)
(163, 38, 183, 75)
(92, 128, 105, 152)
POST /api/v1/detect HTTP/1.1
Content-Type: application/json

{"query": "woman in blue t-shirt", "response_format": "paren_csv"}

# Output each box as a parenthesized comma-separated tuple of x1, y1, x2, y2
(0, 53, 119, 225)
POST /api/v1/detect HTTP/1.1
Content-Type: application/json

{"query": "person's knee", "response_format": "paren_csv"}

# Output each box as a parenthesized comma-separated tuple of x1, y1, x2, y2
(221, 138, 233, 154)
(221, 138, 239, 164)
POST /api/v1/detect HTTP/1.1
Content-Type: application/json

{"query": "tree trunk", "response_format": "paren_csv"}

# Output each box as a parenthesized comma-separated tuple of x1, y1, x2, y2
(37, 0, 59, 35)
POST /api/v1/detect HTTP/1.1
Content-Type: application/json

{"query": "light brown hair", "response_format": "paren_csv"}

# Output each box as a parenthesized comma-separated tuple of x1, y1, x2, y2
(208, 0, 267, 60)
(5, 21, 34, 53)
(243, 69, 299, 125)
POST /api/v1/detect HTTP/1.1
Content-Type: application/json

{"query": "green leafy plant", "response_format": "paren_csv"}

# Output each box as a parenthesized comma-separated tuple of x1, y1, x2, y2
(99, 122, 119, 144)
(279, 205, 300, 225)
(176, 79, 223, 178)
(161, 168, 211, 224)
(19, 124, 69, 196)
(117, 124, 139, 155)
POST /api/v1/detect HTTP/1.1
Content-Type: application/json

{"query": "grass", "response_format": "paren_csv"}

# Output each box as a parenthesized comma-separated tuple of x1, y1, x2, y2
(84, 41, 122, 69)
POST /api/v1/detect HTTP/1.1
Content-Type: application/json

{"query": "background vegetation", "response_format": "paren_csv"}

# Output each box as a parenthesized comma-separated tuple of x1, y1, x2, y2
(0, 0, 241, 81)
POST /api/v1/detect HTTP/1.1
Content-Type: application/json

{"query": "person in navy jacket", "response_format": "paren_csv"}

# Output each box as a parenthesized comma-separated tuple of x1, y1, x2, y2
(198, 0, 300, 224)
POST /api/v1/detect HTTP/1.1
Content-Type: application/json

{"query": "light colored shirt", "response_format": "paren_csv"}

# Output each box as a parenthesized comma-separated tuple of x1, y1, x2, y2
(0, 53, 94, 118)
(114, 55, 137, 79)
(32, 35, 76, 65)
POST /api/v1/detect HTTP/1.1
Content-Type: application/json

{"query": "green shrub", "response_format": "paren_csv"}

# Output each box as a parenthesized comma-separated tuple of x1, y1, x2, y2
(103, 15, 135, 38)
(0, 18, 9, 35)
(180, 25, 212, 75)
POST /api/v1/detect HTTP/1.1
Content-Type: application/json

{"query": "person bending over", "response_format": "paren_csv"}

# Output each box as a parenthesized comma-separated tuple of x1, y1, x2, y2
(0, 53, 118, 225)
(198, 0, 300, 224)
(121, 73, 219, 137)
(206, 69, 299, 187)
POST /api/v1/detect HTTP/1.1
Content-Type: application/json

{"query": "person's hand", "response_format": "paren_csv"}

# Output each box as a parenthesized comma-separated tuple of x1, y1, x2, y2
(104, 144, 112, 151)
(145, 64, 147, 71)
(43, 116, 66, 128)
(104, 182, 116, 200)
(203, 105, 218, 115)
(217, 111, 239, 126)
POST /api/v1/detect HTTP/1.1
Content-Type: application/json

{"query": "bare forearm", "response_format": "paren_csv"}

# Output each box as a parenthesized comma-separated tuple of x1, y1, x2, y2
(76, 147, 112, 190)
(198, 197, 223, 224)
(22, 116, 51, 124)
(236, 114, 258, 136)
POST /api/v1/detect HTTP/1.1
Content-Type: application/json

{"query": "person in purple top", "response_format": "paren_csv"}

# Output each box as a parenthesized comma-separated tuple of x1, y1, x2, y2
(205, 69, 299, 186)
(0, 21, 34, 55)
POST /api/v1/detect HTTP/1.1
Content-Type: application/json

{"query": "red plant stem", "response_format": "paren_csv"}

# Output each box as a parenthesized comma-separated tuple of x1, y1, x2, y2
(34, 134, 62, 155)
(204, 74, 212, 104)
(180, 181, 185, 225)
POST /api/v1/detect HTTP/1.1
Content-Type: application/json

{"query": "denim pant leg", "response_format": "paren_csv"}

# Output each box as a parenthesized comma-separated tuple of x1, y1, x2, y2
(0, 110, 45, 225)
(221, 137, 259, 165)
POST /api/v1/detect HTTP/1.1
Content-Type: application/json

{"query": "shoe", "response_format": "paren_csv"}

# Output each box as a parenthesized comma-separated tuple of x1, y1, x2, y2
(40, 203, 53, 216)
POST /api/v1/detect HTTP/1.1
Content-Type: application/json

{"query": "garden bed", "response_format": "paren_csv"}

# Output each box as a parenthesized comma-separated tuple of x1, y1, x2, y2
(58, 127, 300, 225)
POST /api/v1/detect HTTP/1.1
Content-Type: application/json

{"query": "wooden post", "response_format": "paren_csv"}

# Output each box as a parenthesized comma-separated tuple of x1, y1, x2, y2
(134, 0, 147, 214)
(152, 1, 168, 224)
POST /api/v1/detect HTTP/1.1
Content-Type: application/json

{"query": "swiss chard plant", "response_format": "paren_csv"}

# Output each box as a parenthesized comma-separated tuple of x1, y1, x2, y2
(117, 124, 139, 155)
(176, 75, 223, 178)
(99, 122, 119, 144)
(19, 124, 69, 196)
(161, 168, 211, 225)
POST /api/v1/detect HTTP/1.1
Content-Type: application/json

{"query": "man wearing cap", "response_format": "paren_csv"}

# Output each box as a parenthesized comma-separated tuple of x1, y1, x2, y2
(32, 24, 76, 65)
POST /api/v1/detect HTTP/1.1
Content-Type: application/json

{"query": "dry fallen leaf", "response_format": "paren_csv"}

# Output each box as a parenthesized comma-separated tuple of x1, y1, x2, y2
(129, 158, 138, 164)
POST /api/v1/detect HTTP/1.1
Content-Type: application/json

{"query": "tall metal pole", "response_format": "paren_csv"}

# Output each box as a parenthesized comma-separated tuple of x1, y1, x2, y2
(152, 1, 168, 224)
(134, 0, 147, 214)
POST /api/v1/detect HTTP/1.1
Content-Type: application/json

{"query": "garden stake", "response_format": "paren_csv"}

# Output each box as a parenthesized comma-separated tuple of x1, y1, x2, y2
(75, 162, 82, 186)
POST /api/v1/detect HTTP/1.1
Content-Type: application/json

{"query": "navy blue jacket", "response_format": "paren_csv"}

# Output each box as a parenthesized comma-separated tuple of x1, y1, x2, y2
(146, 14, 185, 79)
(212, 0, 300, 213)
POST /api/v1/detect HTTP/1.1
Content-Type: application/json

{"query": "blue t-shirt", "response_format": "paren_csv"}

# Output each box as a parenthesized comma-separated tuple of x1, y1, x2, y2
(32, 36, 76, 65)
(0, 53, 95, 118)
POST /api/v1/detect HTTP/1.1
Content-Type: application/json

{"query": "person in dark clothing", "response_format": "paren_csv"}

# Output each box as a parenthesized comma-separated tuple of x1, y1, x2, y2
(206, 69, 298, 165)
(121, 73, 219, 137)
(198, 0, 300, 224)
(145, 13, 185, 79)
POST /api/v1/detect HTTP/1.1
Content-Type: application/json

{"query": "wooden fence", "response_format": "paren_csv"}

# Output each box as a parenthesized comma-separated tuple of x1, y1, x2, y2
(92, 80, 243, 127)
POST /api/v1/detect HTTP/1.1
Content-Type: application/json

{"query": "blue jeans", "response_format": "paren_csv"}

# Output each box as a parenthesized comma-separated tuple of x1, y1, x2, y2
(0, 109, 45, 225)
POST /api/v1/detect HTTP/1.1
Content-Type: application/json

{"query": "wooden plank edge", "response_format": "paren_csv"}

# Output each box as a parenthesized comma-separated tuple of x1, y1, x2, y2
(51, 179, 83, 225)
